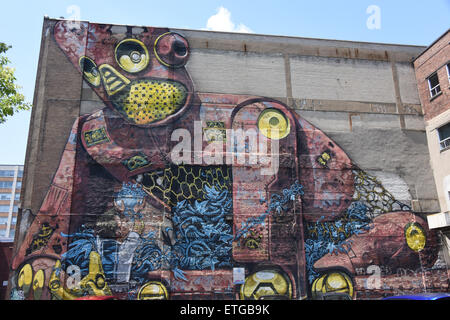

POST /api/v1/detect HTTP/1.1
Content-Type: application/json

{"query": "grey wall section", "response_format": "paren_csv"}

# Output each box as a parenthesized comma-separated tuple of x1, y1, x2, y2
(15, 20, 84, 246)
(174, 27, 438, 213)
(396, 62, 422, 105)
(290, 56, 396, 103)
(187, 50, 287, 97)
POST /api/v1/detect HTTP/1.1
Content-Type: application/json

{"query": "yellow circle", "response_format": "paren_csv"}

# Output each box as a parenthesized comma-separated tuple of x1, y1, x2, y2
(115, 38, 150, 73)
(240, 270, 292, 300)
(405, 222, 426, 252)
(257, 109, 290, 140)
(137, 281, 169, 300)
(153, 32, 189, 68)
(311, 272, 354, 299)
(325, 273, 350, 293)
(18, 264, 33, 289)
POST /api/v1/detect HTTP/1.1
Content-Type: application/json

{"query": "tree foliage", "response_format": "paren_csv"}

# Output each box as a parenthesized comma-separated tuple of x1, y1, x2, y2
(0, 42, 31, 123)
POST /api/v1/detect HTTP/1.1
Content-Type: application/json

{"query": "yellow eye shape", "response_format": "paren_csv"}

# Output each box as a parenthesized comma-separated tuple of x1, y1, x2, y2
(17, 263, 33, 294)
(240, 270, 293, 300)
(311, 272, 354, 299)
(154, 32, 190, 68)
(257, 109, 290, 140)
(137, 281, 169, 300)
(115, 39, 150, 73)
(405, 222, 426, 252)
(79, 56, 101, 87)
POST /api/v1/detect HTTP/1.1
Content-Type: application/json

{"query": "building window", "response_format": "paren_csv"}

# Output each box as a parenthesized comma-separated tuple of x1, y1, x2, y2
(0, 217, 9, 224)
(0, 205, 10, 212)
(0, 181, 14, 188)
(428, 73, 441, 98)
(0, 170, 15, 177)
(438, 122, 450, 151)
(0, 193, 11, 200)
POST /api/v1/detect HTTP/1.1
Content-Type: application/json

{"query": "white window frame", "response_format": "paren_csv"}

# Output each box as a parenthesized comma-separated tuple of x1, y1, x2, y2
(441, 137, 450, 151)
(428, 72, 441, 98)
(438, 123, 450, 151)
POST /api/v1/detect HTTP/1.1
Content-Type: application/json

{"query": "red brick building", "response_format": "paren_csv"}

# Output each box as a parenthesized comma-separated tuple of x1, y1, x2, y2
(413, 30, 450, 264)
(414, 29, 450, 122)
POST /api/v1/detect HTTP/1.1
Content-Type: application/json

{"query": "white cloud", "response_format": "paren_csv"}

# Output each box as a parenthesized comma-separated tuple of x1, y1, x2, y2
(205, 7, 253, 33)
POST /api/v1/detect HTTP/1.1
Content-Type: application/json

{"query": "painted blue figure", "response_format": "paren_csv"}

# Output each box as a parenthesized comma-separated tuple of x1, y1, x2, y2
(60, 182, 235, 286)
(114, 183, 147, 221)
(61, 183, 185, 284)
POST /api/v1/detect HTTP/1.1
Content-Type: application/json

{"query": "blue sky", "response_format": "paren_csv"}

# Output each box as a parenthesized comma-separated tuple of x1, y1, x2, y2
(0, 0, 449, 164)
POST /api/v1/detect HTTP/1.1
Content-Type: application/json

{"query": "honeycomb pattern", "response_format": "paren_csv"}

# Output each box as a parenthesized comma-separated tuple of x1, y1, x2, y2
(352, 169, 409, 218)
(140, 165, 232, 207)
(305, 169, 411, 243)
(113, 79, 187, 125)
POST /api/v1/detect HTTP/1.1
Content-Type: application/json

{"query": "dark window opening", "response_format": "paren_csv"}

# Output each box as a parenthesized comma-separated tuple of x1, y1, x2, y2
(438, 122, 450, 151)
(428, 73, 441, 98)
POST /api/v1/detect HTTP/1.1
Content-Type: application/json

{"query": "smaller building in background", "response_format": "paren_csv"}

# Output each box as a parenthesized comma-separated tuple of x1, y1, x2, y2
(0, 165, 23, 240)
(413, 29, 450, 234)
(0, 164, 23, 299)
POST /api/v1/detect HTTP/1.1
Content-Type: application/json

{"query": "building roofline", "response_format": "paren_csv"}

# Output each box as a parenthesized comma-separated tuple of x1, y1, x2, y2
(44, 16, 427, 51)
(413, 28, 450, 62)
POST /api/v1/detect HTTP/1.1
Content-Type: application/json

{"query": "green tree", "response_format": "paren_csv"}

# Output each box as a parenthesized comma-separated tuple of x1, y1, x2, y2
(0, 42, 31, 123)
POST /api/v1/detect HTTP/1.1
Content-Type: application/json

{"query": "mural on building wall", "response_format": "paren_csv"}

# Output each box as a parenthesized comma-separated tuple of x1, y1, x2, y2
(9, 21, 449, 300)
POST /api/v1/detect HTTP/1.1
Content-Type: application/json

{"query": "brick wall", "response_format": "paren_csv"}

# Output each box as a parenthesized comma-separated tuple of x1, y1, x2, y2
(413, 30, 450, 121)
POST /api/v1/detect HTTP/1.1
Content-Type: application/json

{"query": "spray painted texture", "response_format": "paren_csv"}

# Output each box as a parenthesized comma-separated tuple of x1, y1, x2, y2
(9, 20, 448, 300)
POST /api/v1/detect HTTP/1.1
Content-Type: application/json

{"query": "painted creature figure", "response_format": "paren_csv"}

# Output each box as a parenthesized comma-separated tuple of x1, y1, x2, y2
(10, 20, 440, 300)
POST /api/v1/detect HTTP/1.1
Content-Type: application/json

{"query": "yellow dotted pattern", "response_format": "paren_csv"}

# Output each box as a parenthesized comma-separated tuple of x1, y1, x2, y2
(141, 165, 232, 207)
(114, 79, 187, 125)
